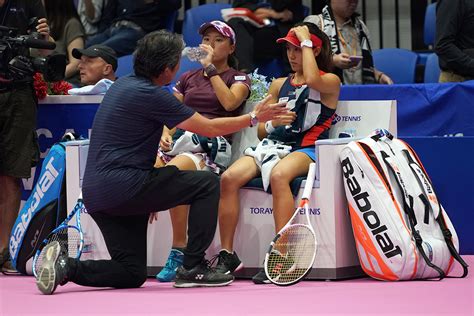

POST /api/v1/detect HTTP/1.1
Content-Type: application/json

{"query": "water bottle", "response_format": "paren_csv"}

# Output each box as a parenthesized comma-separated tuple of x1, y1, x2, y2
(182, 47, 208, 61)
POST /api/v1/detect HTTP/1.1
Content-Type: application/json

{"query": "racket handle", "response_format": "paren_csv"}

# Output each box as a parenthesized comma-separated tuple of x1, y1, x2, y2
(302, 163, 316, 200)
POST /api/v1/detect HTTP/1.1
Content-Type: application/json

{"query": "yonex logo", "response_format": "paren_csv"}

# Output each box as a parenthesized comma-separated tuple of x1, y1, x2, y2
(195, 274, 204, 280)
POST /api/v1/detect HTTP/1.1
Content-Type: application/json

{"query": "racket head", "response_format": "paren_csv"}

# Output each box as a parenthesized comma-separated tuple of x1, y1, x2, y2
(32, 197, 85, 277)
(32, 224, 84, 278)
(264, 222, 317, 286)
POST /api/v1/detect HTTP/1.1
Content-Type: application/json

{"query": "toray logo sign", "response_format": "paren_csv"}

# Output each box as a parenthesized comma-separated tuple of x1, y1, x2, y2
(250, 207, 320, 215)
(332, 114, 362, 125)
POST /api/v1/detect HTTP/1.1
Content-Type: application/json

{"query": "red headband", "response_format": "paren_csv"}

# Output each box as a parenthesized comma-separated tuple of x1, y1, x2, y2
(276, 32, 322, 48)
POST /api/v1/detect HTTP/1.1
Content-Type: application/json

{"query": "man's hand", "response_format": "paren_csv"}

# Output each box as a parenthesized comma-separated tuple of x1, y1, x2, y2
(254, 8, 275, 19)
(277, 9, 293, 22)
(253, 94, 289, 123)
(333, 53, 354, 69)
(36, 18, 50, 40)
(378, 73, 394, 85)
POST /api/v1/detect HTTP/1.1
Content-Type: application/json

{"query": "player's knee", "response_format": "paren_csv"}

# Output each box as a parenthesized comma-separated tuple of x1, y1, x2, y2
(270, 169, 290, 188)
(220, 169, 242, 193)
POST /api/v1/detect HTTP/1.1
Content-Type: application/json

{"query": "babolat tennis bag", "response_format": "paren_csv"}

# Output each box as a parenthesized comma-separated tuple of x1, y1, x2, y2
(340, 129, 468, 281)
(9, 134, 77, 274)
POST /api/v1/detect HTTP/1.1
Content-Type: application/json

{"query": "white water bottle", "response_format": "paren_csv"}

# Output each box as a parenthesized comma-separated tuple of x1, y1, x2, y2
(182, 47, 208, 61)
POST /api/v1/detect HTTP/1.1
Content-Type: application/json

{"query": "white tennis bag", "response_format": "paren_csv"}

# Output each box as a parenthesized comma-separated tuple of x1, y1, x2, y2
(340, 129, 468, 281)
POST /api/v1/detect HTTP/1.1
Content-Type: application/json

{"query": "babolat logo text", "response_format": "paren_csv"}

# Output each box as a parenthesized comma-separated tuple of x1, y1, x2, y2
(9, 157, 60, 258)
(332, 114, 362, 125)
(341, 157, 402, 259)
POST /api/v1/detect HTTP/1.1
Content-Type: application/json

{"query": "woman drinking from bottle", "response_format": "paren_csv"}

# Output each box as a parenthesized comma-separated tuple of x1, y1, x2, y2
(151, 20, 251, 283)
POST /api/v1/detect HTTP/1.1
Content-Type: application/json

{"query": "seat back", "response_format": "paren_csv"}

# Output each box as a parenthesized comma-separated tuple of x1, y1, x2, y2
(424, 3, 437, 47)
(182, 3, 231, 47)
(164, 10, 179, 32)
(302, 4, 310, 17)
(424, 53, 440, 83)
(115, 54, 134, 77)
(372, 48, 418, 84)
(255, 58, 285, 78)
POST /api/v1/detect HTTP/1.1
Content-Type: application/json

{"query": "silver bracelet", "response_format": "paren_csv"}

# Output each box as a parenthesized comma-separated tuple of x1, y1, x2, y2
(265, 121, 275, 133)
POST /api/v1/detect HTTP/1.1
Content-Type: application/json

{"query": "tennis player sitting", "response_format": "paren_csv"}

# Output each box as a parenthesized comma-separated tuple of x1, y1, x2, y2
(35, 30, 288, 295)
(213, 23, 340, 284)
(152, 21, 251, 283)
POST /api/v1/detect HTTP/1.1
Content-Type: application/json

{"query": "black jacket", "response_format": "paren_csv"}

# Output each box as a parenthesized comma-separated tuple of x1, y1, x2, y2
(99, 0, 182, 33)
(435, 0, 474, 76)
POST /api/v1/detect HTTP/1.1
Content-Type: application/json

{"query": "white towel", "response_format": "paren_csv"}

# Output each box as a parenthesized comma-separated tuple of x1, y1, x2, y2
(68, 79, 114, 95)
(244, 138, 292, 191)
(163, 131, 232, 174)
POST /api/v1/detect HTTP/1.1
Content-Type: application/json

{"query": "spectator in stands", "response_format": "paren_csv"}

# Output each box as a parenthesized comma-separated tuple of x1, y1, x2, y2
(77, 0, 108, 36)
(435, 0, 474, 82)
(0, 0, 52, 274)
(72, 44, 118, 85)
(305, 0, 393, 85)
(151, 21, 251, 283)
(86, 0, 181, 56)
(44, 0, 86, 85)
(227, 0, 306, 73)
(213, 23, 340, 284)
(34, 30, 287, 295)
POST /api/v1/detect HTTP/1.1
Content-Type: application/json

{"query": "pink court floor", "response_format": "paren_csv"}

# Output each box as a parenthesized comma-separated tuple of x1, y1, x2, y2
(1, 256, 473, 316)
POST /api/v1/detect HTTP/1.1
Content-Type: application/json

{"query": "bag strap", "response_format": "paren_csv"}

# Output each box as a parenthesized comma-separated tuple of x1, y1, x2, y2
(400, 143, 469, 278)
(379, 149, 446, 280)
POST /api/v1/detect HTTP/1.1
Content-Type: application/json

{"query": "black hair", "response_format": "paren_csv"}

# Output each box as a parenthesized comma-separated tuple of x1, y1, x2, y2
(134, 30, 184, 80)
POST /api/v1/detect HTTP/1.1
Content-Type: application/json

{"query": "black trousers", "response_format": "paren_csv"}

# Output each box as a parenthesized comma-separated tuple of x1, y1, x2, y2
(227, 17, 292, 72)
(69, 166, 220, 288)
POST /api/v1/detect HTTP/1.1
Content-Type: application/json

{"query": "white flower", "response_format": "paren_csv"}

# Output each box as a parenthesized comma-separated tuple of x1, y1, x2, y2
(248, 69, 272, 102)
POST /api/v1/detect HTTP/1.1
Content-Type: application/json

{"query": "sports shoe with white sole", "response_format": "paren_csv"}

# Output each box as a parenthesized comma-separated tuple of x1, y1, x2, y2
(35, 241, 69, 295)
(174, 260, 234, 288)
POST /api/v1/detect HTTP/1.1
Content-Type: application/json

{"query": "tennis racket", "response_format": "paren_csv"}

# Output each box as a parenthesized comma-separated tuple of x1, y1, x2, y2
(264, 162, 317, 286)
(32, 194, 85, 278)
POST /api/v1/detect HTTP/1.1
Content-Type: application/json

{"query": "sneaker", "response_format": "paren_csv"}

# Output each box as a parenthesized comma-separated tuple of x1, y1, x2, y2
(0, 248, 17, 274)
(214, 250, 243, 274)
(266, 250, 296, 280)
(174, 261, 234, 288)
(156, 249, 184, 282)
(252, 269, 271, 284)
(0, 248, 8, 267)
(1, 259, 17, 274)
(252, 250, 296, 285)
(35, 241, 69, 295)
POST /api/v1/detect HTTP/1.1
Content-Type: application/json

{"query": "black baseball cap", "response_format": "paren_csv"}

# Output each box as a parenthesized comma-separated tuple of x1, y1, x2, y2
(72, 45, 118, 71)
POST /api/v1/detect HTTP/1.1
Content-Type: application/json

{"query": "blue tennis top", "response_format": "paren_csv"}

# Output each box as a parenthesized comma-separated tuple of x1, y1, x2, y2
(82, 74, 195, 212)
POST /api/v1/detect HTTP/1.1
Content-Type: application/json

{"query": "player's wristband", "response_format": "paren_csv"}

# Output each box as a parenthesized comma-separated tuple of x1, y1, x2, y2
(265, 121, 275, 133)
(204, 63, 218, 77)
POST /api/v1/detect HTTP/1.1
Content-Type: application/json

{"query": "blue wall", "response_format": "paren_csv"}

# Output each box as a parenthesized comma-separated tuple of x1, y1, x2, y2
(403, 137, 474, 254)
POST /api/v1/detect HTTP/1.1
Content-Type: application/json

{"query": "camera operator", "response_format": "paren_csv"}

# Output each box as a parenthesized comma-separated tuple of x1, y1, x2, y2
(0, 0, 53, 273)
